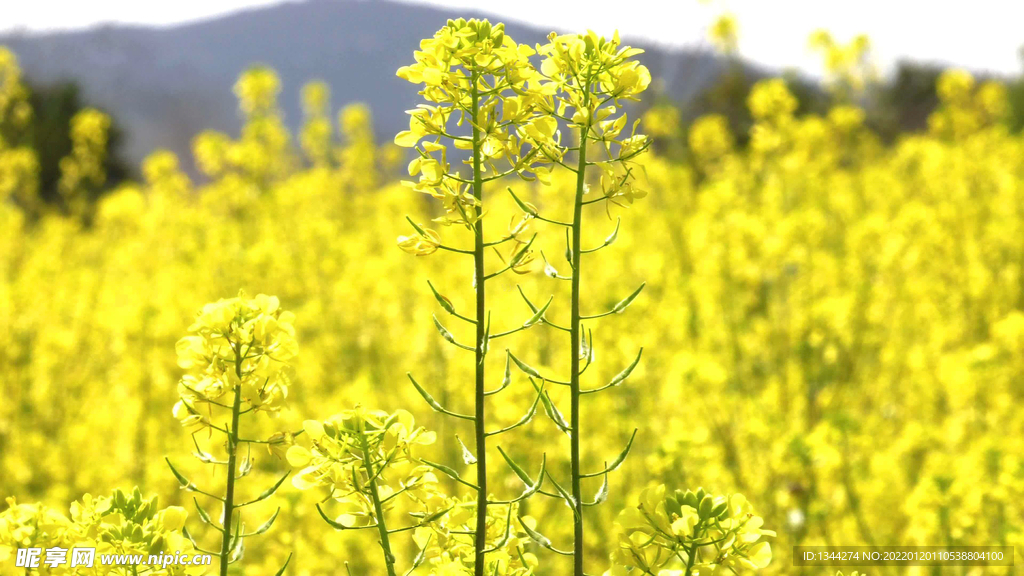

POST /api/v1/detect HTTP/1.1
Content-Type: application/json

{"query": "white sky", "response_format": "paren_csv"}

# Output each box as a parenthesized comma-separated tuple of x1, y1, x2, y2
(2, 0, 1023, 78)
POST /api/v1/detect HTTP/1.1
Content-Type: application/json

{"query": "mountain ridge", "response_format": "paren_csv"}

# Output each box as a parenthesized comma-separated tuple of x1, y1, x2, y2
(0, 0, 730, 173)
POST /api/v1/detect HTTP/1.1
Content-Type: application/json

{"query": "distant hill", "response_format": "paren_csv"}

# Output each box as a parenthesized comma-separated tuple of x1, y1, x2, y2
(0, 0, 733, 174)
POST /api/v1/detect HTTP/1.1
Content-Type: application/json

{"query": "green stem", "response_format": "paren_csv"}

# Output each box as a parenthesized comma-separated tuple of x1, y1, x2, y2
(471, 71, 489, 576)
(360, 431, 398, 576)
(219, 349, 244, 576)
(683, 520, 704, 576)
(569, 116, 591, 576)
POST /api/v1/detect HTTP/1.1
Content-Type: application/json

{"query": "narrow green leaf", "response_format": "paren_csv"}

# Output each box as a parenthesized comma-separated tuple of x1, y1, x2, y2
(609, 348, 643, 387)
(507, 187, 537, 215)
(496, 446, 534, 486)
(481, 311, 491, 357)
(486, 392, 540, 437)
(420, 505, 454, 524)
(239, 472, 290, 507)
(508, 351, 542, 379)
(405, 216, 427, 235)
(180, 527, 217, 555)
(315, 503, 374, 531)
(245, 508, 280, 536)
(455, 434, 477, 465)
(517, 285, 539, 314)
(404, 534, 431, 576)
(517, 517, 572, 555)
(587, 468, 610, 506)
(581, 429, 638, 478)
(427, 280, 456, 315)
(237, 457, 253, 479)
(228, 531, 244, 563)
(230, 512, 242, 549)
(190, 447, 226, 465)
(538, 389, 570, 434)
(407, 373, 474, 420)
(421, 459, 479, 491)
(433, 314, 456, 344)
(181, 526, 199, 548)
(522, 454, 547, 499)
(543, 260, 561, 279)
(545, 471, 580, 521)
(518, 516, 551, 548)
(509, 234, 536, 267)
(165, 458, 196, 492)
(490, 454, 547, 504)
(315, 504, 347, 530)
(273, 553, 293, 576)
(604, 217, 621, 246)
(523, 295, 553, 328)
(482, 505, 514, 553)
(485, 354, 512, 396)
(612, 282, 646, 313)
(192, 497, 213, 526)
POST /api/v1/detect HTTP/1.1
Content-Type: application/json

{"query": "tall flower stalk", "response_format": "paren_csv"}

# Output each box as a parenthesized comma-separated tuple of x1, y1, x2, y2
(510, 31, 652, 575)
(394, 18, 551, 576)
(166, 292, 299, 576)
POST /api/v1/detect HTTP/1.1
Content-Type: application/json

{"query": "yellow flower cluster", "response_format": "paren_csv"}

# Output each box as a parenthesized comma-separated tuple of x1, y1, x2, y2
(412, 499, 539, 576)
(287, 408, 439, 523)
(808, 29, 874, 99)
(606, 486, 774, 576)
(928, 70, 1008, 139)
(529, 30, 651, 207)
(56, 109, 111, 221)
(394, 20, 651, 241)
(0, 488, 198, 576)
(708, 14, 739, 54)
(286, 407, 443, 576)
(173, 293, 298, 432)
(396, 18, 543, 228)
(194, 68, 295, 185)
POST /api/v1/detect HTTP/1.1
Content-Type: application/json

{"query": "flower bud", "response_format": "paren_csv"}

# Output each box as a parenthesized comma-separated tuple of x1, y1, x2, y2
(682, 490, 698, 509)
(698, 494, 714, 519)
(712, 500, 729, 518)
(665, 495, 682, 518)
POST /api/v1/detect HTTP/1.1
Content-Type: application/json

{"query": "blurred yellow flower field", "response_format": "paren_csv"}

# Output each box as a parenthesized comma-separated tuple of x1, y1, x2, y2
(1, 15, 1023, 574)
